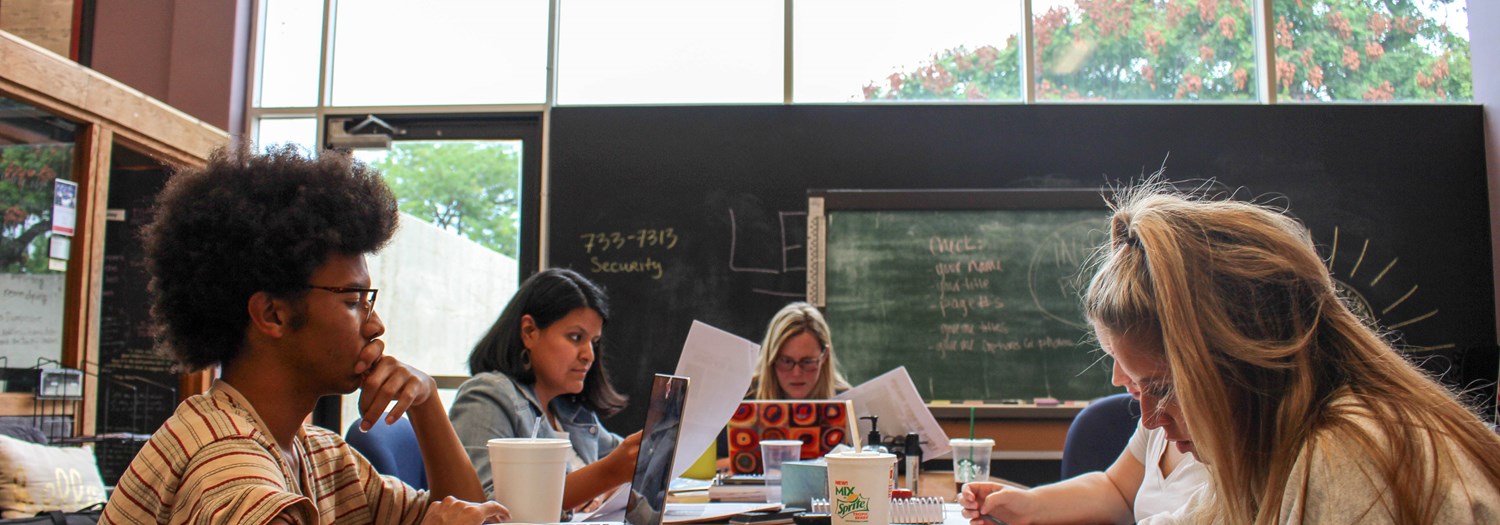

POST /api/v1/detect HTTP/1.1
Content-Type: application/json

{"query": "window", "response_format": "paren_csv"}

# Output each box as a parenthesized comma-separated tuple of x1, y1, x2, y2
(255, 0, 322, 108)
(1031, 0, 1257, 101)
(331, 0, 549, 106)
(797, 0, 1024, 102)
(331, 116, 539, 426)
(0, 96, 77, 369)
(556, 0, 783, 104)
(1271, 0, 1470, 102)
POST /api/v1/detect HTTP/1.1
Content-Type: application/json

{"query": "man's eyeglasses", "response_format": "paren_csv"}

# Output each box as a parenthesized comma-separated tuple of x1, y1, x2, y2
(773, 355, 824, 373)
(306, 285, 379, 322)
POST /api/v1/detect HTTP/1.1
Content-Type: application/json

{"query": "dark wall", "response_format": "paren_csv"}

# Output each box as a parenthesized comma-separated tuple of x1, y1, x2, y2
(547, 104, 1496, 431)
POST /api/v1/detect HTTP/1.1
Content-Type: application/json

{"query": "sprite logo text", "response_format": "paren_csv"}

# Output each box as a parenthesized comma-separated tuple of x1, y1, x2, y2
(833, 482, 870, 521)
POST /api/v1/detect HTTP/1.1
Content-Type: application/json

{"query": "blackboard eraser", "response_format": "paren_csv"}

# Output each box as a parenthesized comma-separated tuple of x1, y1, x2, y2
(930, 400, 953, 405)
(961, 400, 987, 405)
(1033, 397, 1060, 407)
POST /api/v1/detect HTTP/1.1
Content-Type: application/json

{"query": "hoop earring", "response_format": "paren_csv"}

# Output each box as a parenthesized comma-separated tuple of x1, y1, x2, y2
(521, 348, 532, 371)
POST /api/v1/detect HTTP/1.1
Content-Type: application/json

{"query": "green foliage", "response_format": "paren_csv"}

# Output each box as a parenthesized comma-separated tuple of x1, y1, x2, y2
(863, 0, 1470, 102)
(1, 144, 74, 273)
(371, 141, 522, 259)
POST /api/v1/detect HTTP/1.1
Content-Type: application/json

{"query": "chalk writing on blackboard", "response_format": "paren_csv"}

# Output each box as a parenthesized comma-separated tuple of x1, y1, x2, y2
(580, 227, 680, 280)
(810, 189, 1116, 402)
(728, 208, 807, 298)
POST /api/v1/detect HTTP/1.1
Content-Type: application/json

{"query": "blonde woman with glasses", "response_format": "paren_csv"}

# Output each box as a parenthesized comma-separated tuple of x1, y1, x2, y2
(750, 302, 851, 400)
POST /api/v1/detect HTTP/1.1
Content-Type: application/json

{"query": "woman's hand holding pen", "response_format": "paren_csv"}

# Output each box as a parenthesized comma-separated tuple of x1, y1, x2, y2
(959, 481, 1034, 525)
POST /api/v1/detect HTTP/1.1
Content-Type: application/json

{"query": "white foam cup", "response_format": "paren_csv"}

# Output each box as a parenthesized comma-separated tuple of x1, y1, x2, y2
(824, 451, 896, 525)
(488, 438, 571, 523)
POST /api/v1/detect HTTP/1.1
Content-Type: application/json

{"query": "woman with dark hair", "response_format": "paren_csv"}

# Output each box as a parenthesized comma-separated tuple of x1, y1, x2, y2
(449, 268, 640, 513)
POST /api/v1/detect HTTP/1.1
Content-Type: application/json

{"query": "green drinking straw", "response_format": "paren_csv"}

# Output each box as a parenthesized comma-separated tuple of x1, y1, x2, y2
(968, 407, 975, 440)
(965, 407, 977, 482)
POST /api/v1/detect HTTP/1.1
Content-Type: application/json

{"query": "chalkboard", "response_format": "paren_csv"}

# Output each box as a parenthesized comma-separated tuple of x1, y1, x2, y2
(547, 105, 1497, 430)
(812, 190, 1112, 401)
(96, 167, 176, 485)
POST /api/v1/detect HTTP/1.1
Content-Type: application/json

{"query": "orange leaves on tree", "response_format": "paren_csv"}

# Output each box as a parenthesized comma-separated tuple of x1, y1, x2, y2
(1342, 46, 1361, 71)
(1198, 0, 1218, 25)
(1367, 12, 1390, 37)
(1364, 41, 1384, 62)
(1327, 10, 1353, 41)
(1034, 6, 1070, 48)
(1145, 30, 1165, 56)
(1276, 58, 1297, 92)
(1233, 68, 1248, 91)
(1275, 16, 1295, 50)
(1218, 15, 1238, 40)
(1362, 81, 1394, 101)
(1308, 65, 1324, 89)
(1078, 0, 1133, 39)
(1175, 73, 1203, 99)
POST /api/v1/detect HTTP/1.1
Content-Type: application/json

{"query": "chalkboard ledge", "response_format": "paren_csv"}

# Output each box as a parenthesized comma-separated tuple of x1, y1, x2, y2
(928, 402, 1086, 420)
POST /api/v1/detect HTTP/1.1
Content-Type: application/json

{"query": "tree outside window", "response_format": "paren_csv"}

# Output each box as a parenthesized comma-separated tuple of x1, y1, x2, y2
(862, 0, 1469, 102)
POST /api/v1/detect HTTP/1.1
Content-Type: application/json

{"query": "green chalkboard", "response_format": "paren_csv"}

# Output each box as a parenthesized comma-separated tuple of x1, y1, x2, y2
(816, 190, 1115, 402)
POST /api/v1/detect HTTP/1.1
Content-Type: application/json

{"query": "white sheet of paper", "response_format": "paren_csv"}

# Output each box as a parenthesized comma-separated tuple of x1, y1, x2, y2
(576, 487, 631, 521)
(670, 320, 759, 477)
(835, 366, 952, 460)
(578, 321, 758, 523)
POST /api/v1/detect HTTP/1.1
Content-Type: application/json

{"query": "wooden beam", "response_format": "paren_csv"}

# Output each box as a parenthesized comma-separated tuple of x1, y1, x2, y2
(0, 29, 226, 162)
(60, 123, 111, 436)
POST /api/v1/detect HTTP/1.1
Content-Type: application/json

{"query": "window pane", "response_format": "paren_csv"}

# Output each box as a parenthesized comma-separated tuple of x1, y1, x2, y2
(798, 0, 1023, 102)
(254, 117, 317, 154)
(342, 140, 523, 424)
(1272, 0, 1470, 102)
(558, 0, 782, 104)
(332, 0, 548, 106)
(1032, 0, 1257, 101)
(0, 96, 77, 371)
(257, 0, 322, 108)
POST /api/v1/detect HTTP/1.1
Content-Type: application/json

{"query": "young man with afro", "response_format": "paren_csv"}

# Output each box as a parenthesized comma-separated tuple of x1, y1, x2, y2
(102, 145, 506, 524)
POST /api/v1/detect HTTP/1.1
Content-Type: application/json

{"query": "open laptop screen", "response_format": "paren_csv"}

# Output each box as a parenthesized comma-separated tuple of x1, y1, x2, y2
(726, 400, 853, 474)
(624, 374, 690, 525)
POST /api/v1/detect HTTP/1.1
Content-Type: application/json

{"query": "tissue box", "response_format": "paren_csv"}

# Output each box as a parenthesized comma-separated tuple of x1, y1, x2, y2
(781, 459, 827, 508)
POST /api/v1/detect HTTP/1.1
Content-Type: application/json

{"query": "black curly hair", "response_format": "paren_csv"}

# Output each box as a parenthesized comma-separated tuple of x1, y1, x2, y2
(143, 143, 399, 372)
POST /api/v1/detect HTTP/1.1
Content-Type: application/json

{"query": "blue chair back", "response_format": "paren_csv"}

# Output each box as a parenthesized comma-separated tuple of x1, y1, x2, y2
(1060, 392, 1140, 479)
(344, 415, 428, 490)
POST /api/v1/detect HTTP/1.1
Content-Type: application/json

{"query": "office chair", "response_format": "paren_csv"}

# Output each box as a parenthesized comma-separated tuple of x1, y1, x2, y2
(1059, 392, 1140, 479)
(344, 415, 428, 490)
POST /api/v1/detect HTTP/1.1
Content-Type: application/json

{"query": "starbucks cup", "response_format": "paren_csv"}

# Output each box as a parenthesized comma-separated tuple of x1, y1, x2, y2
(824, 451, 897, 525)
(488, 438, 571, 523)
(949, 438, 995, 485)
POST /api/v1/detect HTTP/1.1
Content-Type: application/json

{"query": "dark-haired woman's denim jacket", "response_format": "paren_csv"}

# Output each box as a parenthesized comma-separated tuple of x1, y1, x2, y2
(449, 371, 624, 499)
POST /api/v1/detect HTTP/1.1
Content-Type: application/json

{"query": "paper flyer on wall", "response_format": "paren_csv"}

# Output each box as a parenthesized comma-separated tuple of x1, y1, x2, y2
(835, 366, 952, 460)
(51, 179, 77, 235)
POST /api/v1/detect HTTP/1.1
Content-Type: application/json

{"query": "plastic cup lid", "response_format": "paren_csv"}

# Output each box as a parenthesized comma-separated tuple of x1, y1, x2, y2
(487, 437, 571, 448)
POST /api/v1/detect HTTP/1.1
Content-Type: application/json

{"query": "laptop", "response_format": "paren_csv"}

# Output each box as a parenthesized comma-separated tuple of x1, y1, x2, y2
(623, 374, 691, 525)
(725, 400, 854, 474)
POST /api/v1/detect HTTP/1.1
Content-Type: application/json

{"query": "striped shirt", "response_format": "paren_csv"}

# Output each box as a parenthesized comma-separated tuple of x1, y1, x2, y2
(101, 381, 428, 524)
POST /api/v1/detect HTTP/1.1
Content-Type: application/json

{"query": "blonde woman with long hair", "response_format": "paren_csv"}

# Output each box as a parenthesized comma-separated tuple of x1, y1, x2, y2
(972, 185, 1500, 524)
(750, 302, 852, 400)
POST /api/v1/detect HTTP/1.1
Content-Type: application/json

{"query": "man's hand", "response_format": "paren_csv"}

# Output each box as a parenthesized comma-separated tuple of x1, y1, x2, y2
(420, 496, 508, 525)
(357, 353, 436, 432)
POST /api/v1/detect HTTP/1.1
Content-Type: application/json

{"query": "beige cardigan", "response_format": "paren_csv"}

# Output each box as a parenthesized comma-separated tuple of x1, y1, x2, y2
(1143, 395, 1500, 524)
